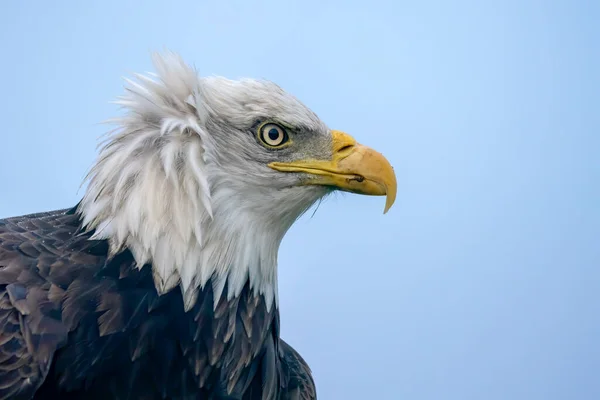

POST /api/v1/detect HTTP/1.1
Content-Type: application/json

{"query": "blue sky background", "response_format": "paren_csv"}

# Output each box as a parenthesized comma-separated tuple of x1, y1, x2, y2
(1, 1, 598, 399)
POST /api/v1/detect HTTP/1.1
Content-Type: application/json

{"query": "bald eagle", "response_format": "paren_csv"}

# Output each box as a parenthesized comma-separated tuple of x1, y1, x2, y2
(0, 52, 396, 400)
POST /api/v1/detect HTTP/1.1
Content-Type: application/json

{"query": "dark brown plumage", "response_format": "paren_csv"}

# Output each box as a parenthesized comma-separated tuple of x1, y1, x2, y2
(0, 207, 315, 400)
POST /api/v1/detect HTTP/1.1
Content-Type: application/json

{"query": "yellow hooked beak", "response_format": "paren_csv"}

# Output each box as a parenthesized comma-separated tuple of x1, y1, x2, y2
(268, 130, 397, 213)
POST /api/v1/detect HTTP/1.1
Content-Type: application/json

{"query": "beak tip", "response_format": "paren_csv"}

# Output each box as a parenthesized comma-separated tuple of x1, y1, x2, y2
(382, 193, 396, 214)
(383, 177, 397, 214)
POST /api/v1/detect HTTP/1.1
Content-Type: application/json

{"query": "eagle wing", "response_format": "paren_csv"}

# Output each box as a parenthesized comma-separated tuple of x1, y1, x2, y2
(279, 339, 316, 400)
(0, 210, 76, 399)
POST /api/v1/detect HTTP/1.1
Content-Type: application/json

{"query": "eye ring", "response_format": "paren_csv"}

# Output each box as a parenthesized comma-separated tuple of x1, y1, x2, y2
(258, 123, 290, 148)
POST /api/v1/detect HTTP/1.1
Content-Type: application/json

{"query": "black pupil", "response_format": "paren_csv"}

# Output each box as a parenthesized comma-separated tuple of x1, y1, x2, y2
(268, 127, 280, 141)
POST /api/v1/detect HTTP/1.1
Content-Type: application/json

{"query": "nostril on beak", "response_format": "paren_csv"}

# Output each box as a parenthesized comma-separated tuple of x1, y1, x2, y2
(337, 144, 354, 153)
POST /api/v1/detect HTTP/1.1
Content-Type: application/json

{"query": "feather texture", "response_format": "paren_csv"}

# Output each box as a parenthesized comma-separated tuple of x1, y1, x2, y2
(78, 51, 328, 312)
(0, 208, 315, 399)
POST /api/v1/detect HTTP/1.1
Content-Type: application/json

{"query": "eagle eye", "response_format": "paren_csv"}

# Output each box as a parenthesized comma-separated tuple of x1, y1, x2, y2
(258, 123, 290, 148)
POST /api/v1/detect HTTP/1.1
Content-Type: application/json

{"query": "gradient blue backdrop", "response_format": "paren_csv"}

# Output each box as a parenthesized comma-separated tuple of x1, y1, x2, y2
(1, 1, 598, 399)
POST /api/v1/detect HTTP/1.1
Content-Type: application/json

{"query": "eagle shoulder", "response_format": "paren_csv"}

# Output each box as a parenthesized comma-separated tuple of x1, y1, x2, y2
(278, 339, 316, 400)
(0, 208, 316, 399)
(0, 209, 79, 399)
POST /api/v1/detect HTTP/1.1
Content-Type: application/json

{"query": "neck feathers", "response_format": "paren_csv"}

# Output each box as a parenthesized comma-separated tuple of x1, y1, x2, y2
(78, 53, 281, 311)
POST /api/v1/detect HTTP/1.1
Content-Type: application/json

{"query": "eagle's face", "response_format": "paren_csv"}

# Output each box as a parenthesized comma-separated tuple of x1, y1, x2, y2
(80, 52, 396, 309)
(194, 76, 334, 225)
(199, 76, 395, 225)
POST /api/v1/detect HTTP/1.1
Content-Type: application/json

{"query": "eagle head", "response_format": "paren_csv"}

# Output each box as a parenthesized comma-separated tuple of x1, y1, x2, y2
(79, 52, 397, 311)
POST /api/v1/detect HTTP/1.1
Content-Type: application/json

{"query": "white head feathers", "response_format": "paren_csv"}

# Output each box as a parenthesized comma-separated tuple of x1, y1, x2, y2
(79, 52, 330, 311)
